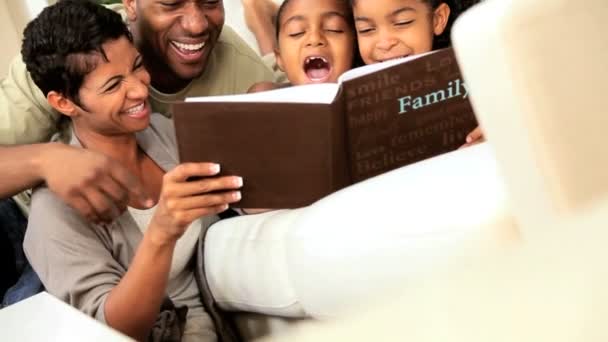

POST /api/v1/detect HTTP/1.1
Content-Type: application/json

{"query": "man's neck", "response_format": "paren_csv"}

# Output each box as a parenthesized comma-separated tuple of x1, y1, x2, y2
(144, 57, 192, 94)
(146, 61, 191, 94)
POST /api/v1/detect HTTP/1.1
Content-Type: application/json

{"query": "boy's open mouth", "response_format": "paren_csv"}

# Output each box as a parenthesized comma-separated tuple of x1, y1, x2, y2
(303, 56, 332, 82)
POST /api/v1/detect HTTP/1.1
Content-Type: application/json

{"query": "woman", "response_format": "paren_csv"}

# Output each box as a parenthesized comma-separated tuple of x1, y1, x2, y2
(22, 1, 242, 341)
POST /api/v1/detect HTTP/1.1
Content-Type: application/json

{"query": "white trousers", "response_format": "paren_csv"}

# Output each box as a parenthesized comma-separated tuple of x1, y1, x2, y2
(204, 143, 517, 319)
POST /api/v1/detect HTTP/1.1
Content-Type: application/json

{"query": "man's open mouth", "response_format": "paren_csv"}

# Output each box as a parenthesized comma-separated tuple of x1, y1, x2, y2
(170, 41, 206, 61)
(303, 56, 332, 82)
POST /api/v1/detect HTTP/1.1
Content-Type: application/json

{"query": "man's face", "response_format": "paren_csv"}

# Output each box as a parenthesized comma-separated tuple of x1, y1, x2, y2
(124, 0, 225, 87)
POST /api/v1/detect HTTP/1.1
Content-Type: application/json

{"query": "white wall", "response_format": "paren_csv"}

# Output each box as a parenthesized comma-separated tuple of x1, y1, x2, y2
(0, 0, 22, 78)
(0, 0, 46, 78)
(223, 0, 284, 54)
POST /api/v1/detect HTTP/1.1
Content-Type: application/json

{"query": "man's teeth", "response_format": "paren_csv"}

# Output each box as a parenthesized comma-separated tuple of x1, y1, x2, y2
(125, 103, 144, 114)
(173, 41, 205, 51)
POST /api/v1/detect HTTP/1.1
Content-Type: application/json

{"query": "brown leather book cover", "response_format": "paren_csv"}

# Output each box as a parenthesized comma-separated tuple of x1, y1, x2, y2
(173, 100, 350, 208)
(172, 48, 477, 208)
(343, 48, 477, 182)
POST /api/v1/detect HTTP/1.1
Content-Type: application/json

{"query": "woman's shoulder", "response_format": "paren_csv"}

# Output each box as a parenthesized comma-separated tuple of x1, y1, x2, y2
(30, 186, 71, 217)
(24, 186, 103, 260)
(143, 113, 178, 150)
(28, 186, 93, 234)
(137, 113, 179, 166)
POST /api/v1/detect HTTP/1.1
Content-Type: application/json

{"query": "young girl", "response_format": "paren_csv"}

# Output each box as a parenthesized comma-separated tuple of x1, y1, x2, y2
(247, 0, 359, 91)
(351, 0, 484, 145)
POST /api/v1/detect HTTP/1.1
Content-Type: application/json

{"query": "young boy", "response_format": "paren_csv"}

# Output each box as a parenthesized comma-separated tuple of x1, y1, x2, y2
(351, 0, 484, 145)
(248, 0, 358, 92)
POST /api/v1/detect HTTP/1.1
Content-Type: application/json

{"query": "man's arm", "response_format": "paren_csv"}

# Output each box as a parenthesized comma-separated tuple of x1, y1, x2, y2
(0, 143, 151, 222)
(0, 144, 53, 197)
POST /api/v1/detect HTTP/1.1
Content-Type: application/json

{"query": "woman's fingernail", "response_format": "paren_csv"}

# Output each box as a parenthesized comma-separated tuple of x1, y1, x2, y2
(234, 191, 242, 201)
(466, 136, 473, 143)
(210, 163, 220, 174)
(234, 177, 243, 187)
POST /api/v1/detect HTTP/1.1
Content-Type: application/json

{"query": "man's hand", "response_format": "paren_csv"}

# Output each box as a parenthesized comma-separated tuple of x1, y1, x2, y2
(149, 163, 242, 244)
(460, 126, 485, 149)
(40, 143, 151, 223)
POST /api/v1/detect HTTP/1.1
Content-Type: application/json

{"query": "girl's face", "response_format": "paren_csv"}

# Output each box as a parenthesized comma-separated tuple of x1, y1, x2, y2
(276, 0, 355, 85)
(65, 36, 152, 136)
(353, 0, 450, 64)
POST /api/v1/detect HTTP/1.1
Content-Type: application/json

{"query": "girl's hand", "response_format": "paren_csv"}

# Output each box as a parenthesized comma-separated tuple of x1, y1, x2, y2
(460, 126, 485, 149)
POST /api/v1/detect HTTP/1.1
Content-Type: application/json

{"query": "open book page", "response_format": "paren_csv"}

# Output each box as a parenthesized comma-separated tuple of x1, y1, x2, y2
(338, 51, 434, 83)
(185, 82, 340, 104)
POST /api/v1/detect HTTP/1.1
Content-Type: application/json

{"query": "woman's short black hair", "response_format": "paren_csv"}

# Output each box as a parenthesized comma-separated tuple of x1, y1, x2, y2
(21, 0, 132, 104)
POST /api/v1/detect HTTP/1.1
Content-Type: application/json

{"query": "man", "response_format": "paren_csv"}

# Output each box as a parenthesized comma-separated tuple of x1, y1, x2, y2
(0, 0, 279, 303)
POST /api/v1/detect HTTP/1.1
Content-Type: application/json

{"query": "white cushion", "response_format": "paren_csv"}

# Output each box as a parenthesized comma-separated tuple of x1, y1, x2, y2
(452, 0, 608, 238)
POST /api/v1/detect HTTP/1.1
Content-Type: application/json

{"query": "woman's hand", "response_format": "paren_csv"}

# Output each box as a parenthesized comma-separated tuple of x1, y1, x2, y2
(149, 162, 243, 244)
